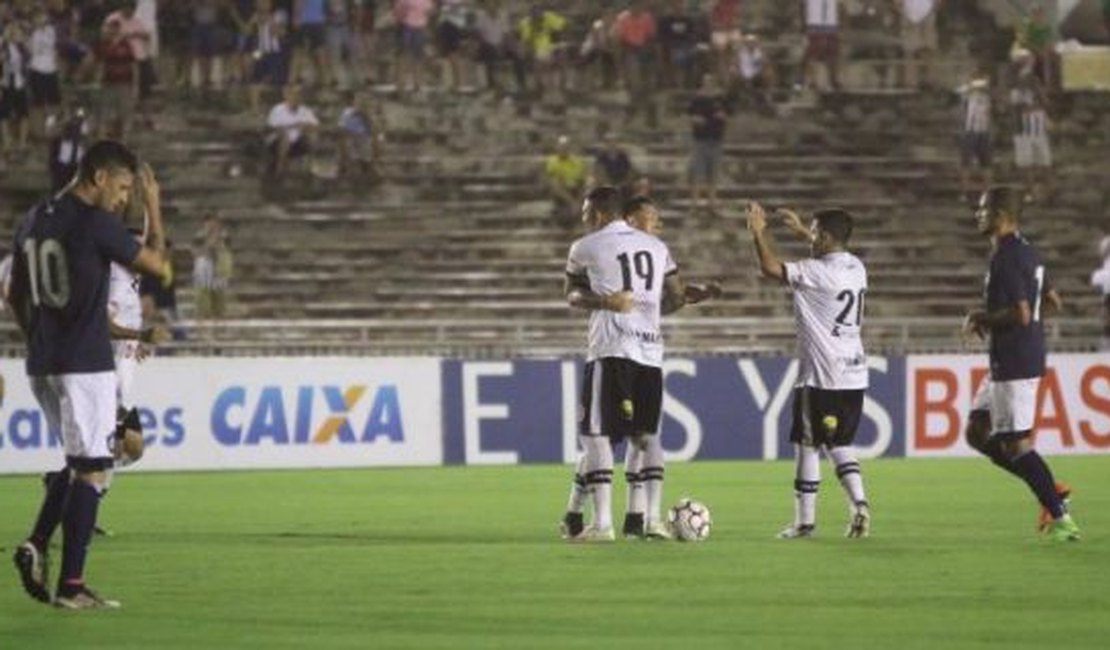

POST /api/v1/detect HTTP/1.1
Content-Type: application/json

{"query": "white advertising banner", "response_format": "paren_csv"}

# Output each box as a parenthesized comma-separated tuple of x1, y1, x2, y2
(905, 353, 1110, 457)
(0, 357, 443, 474)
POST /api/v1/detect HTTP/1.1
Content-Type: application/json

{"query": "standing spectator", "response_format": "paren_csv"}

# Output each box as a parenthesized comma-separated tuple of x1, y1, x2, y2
(96, 18, 136, 140)
(517, 6, 567, 97)
(104, 2, 155, 130)
(437, 0, 472, 91)
(291, 0, 330, 86)
(898, 0, 942, 90)
(613, 1, 658, 126)
(324, 0, 355, 90)
(591, 132, 635, 190)
(708, 0, 741, 83)
(801, 0, 840, 91)
(246, 0, 290, 115)
(1018, 4, 1056, 91)
(189, 0, 224, 92)
(28, 8, 62, 140)
(543, 134, 587, 223)
(957, 74, 992, 202)
(393, 0, 434, 92)
(354, 1, 378, 84)
(337, 90, 383, 179)
(578, 9, 618, 91)
(48, 0, 94, 83)
(1092, 236, 1110, 350)
(193, 213, 233, 319)
(266, 82, 319, 177)
(1010, 67, 1053, 203)
(687, 73, 728, 214)
(230, 0, 258, 87)
(473, 0, 523, 93)
(1, 19, 31, 154)
(47, 105, 88, 191)
(733, 33, 774, 114)
(658, 0, 704, 89)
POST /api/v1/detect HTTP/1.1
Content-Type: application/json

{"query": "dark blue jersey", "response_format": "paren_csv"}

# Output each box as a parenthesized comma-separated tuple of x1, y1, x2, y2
(985, 232, 1047, 381)
(11, 193, 141, 376)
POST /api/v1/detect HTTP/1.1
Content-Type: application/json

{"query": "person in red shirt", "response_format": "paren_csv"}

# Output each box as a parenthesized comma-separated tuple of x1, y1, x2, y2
(612, 1, 658, 127)
(97, 19, 137, 140)
(709, 0, 741, 81)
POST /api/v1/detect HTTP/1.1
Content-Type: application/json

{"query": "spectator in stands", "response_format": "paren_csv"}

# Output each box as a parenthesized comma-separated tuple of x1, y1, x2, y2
(1, 18, 30, 154)
(517, 5, 567, 97)
(96, 17, 136, 140)
(708, 0, 741, 83)
(898, 0, 942, 90)
(193, 213, 233, 319)
(46, 104, 87, 191)
(544, 134, 587, 223)
(1017, 3, 1056, 91)
(231, 0, 257, 85)
(338, 90, 383, 179)
(438, 0, 473, 92)
(591, 131, 635, 190)
(578, 8, 618, 91)
(354, 1, 378, 84)
(733, 33, 773, 114)
(1092, 236, 1110, 350)
(104, 2, 155, 130)
(658, 0, 704, 89)
(48, 0, 93, 83)
(290, 0, 330, 86)
(957, 73, 992, 202)
(28, 8, 61, 141)
(189, 0, 224, 92)
(613, 1, 658, 127)
(245, 0, 290, 115)
(324, 0, 355, 90)
(394, 0, 434, 93)
(266, 82, 319, 177)
(1010, 64, 1053, 203)
(687, 73, 728, 214)
(474, 0, 524, 94)
(801, 0, 840, 91)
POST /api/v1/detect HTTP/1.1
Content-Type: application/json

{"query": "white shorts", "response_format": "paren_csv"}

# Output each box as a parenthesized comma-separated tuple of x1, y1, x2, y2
(971, 377, 1039, 436)
(113, 341, 140, 407)
(31, 372, 118, 468)
(1014, 135, 1052, 168)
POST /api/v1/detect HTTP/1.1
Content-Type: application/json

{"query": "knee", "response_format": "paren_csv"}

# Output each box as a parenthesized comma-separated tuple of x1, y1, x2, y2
(964, 411, 991, 453)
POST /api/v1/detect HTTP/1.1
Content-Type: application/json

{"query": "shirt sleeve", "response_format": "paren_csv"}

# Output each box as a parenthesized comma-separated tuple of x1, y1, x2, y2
(92, 210, 142, 268)
(783, 259, 827, 292)
(566, 240, 587, 276)
(663, 245, 678, 275)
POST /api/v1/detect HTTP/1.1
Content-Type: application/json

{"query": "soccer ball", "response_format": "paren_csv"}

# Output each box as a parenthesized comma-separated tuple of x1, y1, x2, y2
(668, 498, 712, 542)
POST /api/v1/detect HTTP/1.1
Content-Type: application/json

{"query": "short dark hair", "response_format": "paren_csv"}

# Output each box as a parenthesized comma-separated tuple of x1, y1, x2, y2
(982, 185, 1024, 222)
(814, 208, 854, 245)
(585, 185, 623, 217)
(77, 140, 138, 183)
(621, 195, 654, 218)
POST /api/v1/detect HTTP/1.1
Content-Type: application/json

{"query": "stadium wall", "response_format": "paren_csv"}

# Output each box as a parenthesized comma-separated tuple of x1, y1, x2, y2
(0, 355, 1107, 474)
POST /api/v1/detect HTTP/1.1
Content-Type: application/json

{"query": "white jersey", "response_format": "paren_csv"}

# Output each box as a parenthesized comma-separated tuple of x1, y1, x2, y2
(784, 252, 869, 390)
(566, 220, 677, 368)
(109, 261, 143, 373)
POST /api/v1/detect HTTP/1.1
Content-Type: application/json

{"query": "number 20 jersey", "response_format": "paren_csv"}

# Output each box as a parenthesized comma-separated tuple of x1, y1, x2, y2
(566, 220, 677, 368)
(784, 252, 869, 390)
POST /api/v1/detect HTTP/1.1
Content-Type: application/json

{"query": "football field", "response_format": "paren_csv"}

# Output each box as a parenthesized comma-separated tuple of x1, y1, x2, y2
(1, 457, 1108, 649)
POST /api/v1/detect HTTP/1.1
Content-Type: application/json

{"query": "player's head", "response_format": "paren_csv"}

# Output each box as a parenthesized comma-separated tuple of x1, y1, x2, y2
(623, 196, 661, 235)
(283, 83, 302, 107)
(75, 140, 139, 214)
(581, 186, 622, 229)
(810, 209, 854, 256)
(976, 185, 1023, 236)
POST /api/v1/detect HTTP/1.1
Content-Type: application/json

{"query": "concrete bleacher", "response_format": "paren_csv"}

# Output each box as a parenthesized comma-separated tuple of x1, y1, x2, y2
(0, 0, 1106, 357)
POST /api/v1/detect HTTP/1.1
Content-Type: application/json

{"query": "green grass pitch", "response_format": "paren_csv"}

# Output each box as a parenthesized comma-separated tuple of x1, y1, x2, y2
(1, 456, 1108, 649)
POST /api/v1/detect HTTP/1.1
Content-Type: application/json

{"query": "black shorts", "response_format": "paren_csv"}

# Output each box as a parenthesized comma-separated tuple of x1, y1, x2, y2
(579, 358, 663, 442)
(790, 386, 865, 447)
(0, 85, 30, 120)
(138, 60, 157, 99)
(961, 132, 992, 167)
(29, 71, 62, 107)
(297, 23, 326, 50)
(438, 22, 466, 54)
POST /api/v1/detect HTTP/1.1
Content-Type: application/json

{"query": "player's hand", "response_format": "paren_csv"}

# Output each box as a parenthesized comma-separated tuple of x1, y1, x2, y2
(776, 208, 807, 236)
(603, 291, 635, 313)
(684, 282, 723, 304)
(961, 311, 987, 342)
(746, 202, 767, 234)
(139, 163, 160, 208)
(140, 324, 171, 348)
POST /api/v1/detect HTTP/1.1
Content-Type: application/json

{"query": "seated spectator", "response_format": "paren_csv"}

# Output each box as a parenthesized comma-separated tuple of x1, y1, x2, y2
(266, 83, 319, 177)
(733, 33, 774, 114)
(1092, 236, 1110, 350)
(543, 134, 587, 223)
(338, 90, 383, 179)
(245, 0, 290, 115)
(658, 0, 705, 89)
(517, 6, 567, 96)
(591, 132, 635, 189)
(193, 213, 233, 319)
(47, 105, 88, 191)
(96, 17, 136, 140)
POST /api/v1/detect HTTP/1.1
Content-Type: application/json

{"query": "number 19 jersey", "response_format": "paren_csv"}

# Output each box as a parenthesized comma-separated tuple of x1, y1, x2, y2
(784, 252, 869, 390)
(566, 220, 677, 368)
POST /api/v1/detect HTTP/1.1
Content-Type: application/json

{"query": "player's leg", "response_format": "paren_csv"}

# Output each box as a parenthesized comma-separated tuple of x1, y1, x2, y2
(53, 373, 122, 608)
(965, 377, 1022, 478)
(570, 360, 615, 542)
(819, 389, 870, 538)
(780, 388, 819, 538)
(640, 434, 669, 539)
(560, 451, 589, 539)
(634, 363, 668, 539)
(622, 440, 645, 538)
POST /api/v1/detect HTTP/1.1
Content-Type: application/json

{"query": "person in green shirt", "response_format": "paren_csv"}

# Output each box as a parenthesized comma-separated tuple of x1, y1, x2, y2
(544, 135, 587, 222)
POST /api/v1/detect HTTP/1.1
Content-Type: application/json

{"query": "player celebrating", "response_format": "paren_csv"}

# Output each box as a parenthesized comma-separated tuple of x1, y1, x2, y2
(747, 202, 872, 539)
(961, 186, 1081, 542)
(9, 141, 168, 609)
(561, 187, 688, 542)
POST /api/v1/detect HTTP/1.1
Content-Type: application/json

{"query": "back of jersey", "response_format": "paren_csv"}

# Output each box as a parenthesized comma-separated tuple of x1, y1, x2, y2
(783, 252, 869, 390)
(566, 220, 676, 368)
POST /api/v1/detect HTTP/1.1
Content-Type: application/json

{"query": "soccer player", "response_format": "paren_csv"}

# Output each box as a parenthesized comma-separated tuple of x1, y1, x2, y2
(560, 187, 688, 542)
(747, 202, 872, 539)
(9, 141, 168, 609)
(961, 186, 1081, 542)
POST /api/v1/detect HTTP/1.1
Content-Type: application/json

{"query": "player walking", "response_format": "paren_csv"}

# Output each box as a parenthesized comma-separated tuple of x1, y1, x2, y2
(9, 141, 168, 608)
(561, 187, 688, 542)
(747, 202, 872, 539)
(961, 186, 1080, 542)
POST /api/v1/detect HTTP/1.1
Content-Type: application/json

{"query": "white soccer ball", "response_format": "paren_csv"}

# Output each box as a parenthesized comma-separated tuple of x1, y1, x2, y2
(668, 498, 712, 542)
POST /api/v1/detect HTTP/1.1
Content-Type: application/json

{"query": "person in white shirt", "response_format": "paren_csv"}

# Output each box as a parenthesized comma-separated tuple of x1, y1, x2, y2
(898, 0, 942, 89)
(958, 74, 993, 202)
(266, 83, 319, 177)
(560, 187, 689, 543)
(748, 201, 872, 539)
(802, 0, 840, 91)
(1093, 236, 1110, 351)
(1009, 65, 1053, 202)
(734, 33, 773, 113)
(1, 19, 31, 153)
(28, 8, 61, 139)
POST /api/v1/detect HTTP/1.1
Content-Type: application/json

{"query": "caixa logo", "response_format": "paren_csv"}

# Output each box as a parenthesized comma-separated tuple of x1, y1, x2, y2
(0, 407, 185, 450)
(211, 384, 404, 446)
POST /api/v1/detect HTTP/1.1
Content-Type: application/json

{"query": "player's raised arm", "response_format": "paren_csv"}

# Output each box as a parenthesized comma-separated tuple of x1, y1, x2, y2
(747, 201, 786, 281)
